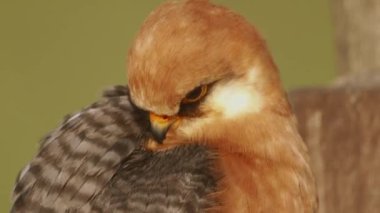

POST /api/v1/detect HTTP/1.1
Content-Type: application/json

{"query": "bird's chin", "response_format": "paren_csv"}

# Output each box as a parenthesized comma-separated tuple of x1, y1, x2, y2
(173, 121, 209, 143)
(165, 125, 189, 142)
(161, 115, 218, 146)
(144, 129, 193, 151)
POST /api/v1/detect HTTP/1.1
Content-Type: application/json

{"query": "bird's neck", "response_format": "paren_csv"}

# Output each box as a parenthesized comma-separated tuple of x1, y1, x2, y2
(212, 113, 316, 213)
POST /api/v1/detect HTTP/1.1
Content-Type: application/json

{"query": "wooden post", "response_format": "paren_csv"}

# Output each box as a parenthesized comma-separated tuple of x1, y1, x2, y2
(290, 0, 380, 212)
(331, 0, 380, 75)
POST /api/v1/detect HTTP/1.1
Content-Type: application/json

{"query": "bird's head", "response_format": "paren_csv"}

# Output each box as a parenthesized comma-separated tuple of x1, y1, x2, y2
(127, 0, 292, 151)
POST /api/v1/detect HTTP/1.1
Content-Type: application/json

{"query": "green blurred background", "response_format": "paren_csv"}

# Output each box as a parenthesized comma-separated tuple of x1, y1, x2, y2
(0, 0, 335, 211)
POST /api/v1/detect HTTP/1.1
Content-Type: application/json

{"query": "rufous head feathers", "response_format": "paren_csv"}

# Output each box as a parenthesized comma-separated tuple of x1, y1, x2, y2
(127, 0, 291, 148)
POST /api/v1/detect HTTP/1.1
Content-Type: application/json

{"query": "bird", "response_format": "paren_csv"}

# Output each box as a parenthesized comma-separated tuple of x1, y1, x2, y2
(11, 0, 317, 212)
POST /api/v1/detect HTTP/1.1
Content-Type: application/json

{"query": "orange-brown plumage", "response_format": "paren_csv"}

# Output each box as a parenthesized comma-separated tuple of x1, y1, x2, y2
(128, 0, 317, 212)
(128, 0, 269, 115)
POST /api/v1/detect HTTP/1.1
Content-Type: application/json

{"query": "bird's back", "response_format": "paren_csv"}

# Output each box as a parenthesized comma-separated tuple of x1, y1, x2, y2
(11, 86, 218, 213)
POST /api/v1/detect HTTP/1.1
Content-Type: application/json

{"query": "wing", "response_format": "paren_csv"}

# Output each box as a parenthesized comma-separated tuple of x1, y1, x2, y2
(96, 145, 219, 213)
(11, 86, 219, 213)
(11, 86, 150, 212)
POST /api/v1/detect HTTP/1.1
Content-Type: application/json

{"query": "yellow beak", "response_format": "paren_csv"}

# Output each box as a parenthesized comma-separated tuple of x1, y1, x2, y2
(149, 112, 178, 143)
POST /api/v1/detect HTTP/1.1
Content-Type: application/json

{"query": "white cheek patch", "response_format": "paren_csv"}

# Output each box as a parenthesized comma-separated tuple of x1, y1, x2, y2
(180, 81, 263, 137)
(207, 81, 263, 118)
(179, 67, 263, 137)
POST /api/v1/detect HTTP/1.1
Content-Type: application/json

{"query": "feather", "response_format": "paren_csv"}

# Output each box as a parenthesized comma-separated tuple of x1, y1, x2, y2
(11, 86, 218, 213)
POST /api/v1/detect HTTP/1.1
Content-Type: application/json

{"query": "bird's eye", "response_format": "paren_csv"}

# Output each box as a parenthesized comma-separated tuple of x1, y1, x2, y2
(182, 85, 208, 104)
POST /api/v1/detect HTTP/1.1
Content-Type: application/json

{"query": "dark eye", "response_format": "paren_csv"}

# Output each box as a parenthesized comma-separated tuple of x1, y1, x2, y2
(182, 85, 208, 104)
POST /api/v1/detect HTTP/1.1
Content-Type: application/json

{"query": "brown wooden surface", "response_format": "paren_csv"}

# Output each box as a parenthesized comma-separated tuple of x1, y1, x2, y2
(290, 1, 380, 212)
(331, 0, 380, 75)
(290, 86, 380, 213)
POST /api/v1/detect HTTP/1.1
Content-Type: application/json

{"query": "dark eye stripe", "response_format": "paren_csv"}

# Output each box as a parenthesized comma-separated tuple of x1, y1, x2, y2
(182, 85, 208, 104)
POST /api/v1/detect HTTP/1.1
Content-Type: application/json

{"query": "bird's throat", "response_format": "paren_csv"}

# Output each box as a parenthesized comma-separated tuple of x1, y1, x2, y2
(209, 115, 316, 213)
(213, 143, 315, 213)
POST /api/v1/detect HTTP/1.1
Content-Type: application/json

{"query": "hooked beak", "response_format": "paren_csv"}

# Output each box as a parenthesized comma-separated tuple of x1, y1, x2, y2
(149, 112, 178, 143)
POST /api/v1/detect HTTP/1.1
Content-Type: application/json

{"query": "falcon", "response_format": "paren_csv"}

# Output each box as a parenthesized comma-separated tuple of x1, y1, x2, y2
(11, 0, 317, 212)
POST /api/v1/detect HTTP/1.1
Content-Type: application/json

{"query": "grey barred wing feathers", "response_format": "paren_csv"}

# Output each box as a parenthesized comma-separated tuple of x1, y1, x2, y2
(11, 85, 218, 213)
(98, 145, 218, 212)
(11, 86, 149, 212)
